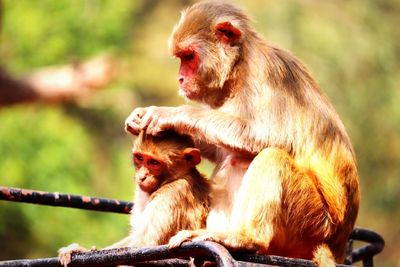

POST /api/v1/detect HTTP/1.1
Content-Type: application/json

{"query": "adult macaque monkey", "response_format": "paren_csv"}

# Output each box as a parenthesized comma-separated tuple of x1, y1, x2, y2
(125, 1, 359, 265)
(59, 131, 210, 267)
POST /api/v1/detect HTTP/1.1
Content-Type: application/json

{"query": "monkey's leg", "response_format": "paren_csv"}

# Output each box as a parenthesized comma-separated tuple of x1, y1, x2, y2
(192, 148, 338, 265)
(231, 148, 288, 248)
(190, 148, 299, 252)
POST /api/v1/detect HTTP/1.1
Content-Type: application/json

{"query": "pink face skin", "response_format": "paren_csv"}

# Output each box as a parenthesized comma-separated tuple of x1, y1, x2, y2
(176, 47, 200, 100)
(133, 152, 165, 193)
(174, 22, 242, 100)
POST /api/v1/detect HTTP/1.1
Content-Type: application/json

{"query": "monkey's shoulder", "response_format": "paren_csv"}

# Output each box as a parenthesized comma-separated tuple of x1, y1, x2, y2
(150, 177, 209, 204)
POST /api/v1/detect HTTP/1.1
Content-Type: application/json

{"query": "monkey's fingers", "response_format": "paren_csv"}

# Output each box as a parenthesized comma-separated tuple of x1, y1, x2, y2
(58, 243, 88, 267)
(125, 121, 140, 135)
(58, 252, 72, 267)
(124, 107, 148, 135)
(146, 119, 171, 137)
(138, 107, 156, 132)
(134, 108, 146, 119)
(168, 230, 195, 249)
(125, 112, 145, 135)
(191, 232, 219, 243)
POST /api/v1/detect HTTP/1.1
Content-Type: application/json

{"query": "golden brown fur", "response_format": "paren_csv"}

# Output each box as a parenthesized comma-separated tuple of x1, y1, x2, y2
(121, 131, 210, 247)
(125, 1, 359, 264)
(58, 131, 210, 266)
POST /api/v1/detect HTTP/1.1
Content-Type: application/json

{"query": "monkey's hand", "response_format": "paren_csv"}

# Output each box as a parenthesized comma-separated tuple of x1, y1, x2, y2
(193, 232, 263, 252)
(58, 243, 95, 267)
(125, 106, 179, 136)
(168, 230, 197, 248)
(124, 107, 148, 135)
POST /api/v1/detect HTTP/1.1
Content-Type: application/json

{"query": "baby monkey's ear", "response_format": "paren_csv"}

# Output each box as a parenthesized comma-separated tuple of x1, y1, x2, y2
(182, 148, 201, 167)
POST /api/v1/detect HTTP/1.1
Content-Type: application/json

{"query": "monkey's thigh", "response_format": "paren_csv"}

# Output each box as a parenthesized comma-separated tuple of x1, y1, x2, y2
(230, 147, 328, 245)
(228, 148, 288, 244)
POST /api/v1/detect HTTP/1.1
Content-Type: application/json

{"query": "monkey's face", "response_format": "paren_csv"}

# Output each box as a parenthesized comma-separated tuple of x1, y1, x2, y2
(169, 5, 243, 105)
(175, 47, 202, 100)
(172, 38, 241, 105)
(133, 152, 165, 193)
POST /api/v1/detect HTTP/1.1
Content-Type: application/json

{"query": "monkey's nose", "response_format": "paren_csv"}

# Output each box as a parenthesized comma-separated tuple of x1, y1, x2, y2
(178, 76, 184, 84)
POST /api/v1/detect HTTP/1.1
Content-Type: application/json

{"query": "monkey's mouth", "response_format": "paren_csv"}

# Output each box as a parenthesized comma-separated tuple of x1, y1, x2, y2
(179, 86, 196, 100)
(138, 182, 153, 193)
(179, 84, 202, 100)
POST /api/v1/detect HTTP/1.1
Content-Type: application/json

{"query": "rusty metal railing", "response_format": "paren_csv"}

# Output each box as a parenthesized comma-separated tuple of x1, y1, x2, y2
(0, 186, 132, 214)
(0, 186, 385, 267)
(0, 242, 238, 267)
(347, 228, 385, 267)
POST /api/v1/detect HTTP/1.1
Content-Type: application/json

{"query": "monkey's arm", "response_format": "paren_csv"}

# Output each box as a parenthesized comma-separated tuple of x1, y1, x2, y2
(124, 183, 184, 247)
(125, 105, 263, 155)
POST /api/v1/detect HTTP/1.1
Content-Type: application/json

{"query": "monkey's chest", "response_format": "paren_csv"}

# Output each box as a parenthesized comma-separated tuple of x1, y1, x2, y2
(207, 156, 248, 231)
(213, 155, 249, 193)
(221, 153, 253, 170)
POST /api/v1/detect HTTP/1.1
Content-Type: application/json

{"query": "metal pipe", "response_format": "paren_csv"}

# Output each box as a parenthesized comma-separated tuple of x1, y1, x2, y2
(0, 186, 133, 214)
(350, 227, 384, 264)
(0, 241, 238, 267)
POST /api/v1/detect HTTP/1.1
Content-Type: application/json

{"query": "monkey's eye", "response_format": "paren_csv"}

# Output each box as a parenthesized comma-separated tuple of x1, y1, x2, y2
(134, 154, 143, 162)
(180, 52, 194, 61)
(148, 159, 160, 166)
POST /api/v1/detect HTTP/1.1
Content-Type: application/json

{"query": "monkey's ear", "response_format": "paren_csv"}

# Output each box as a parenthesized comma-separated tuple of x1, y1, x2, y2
(215, 21, 242, 44)
(183, 148, 201, 167)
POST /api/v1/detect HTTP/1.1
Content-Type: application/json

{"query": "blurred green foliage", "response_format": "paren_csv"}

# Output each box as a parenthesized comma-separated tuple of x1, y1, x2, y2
(1, 0, 136, 71)
(0, 0, 399, 266)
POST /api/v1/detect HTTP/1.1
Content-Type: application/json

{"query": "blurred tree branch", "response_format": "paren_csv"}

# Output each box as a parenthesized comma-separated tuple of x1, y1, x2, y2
(0, 55, 116, 107)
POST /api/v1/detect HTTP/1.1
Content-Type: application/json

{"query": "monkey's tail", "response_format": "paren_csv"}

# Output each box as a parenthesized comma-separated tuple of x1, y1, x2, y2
(313, 244, 336, 267)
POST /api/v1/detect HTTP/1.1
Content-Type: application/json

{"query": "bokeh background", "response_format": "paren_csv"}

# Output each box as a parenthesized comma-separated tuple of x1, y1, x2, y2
(0, 1, 399, 266)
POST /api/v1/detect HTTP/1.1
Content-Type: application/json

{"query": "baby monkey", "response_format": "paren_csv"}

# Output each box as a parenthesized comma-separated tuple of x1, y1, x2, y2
(59, 130, 210, 266)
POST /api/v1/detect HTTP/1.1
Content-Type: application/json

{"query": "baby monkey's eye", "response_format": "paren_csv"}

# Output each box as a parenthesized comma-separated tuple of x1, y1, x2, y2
(149, 159, 160, 166)
(135, 154, 143, 162)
